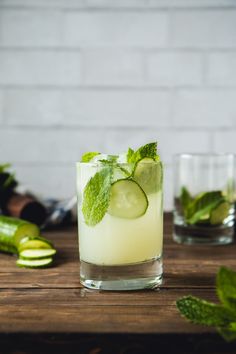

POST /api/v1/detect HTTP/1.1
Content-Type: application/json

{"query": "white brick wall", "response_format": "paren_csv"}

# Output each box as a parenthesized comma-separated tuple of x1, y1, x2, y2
(0, 0, 236, 209)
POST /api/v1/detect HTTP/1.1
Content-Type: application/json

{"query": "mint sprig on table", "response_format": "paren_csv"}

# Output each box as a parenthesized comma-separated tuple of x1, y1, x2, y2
(81, 142, 160, 226)
(176, 267, 236, 342)
(179, 187, 230, 226)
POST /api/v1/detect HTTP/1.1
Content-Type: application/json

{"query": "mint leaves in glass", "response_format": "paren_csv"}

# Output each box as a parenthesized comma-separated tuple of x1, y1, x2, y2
(77, 142, 163, 290)
(173, 154, 235, 245)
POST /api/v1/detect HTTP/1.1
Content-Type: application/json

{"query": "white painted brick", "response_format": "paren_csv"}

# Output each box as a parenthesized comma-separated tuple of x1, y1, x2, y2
(0, 51, 81, 85)
(64, 12, 168, 47)
(147, 51, 203, 86)
(104, 129, 211, 164)
(213, 131, 236, 153)
(82, 49, 144, 85)
(207, 52, 236, 86)
(0, 128, 108, 163)
(0, 0, 86, 8)
(0, 9, 63, 47)
(3, 89, 171, 127)
(163, 165, 173, 211)
(172, 10, 236, 48)
(173, 90, 236, 128)
(0, 91, 3, 123)
(15, 164, 76, 199)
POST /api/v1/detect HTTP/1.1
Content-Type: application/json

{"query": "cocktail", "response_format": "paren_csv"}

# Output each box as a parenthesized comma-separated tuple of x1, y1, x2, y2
(77, 142, 163, 290)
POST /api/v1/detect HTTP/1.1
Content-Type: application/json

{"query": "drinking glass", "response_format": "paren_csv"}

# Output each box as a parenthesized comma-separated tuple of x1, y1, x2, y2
(173, 154, 235, 245)
(77, 160, 163, 290)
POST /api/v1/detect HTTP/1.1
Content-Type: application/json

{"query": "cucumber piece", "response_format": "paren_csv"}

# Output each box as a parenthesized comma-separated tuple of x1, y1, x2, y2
(18, 236, 53, 252)
(133, 158, 162, 194)
(0, 216, 39, 254)
(210, 201, 230, 225)
(108, 179, 148, 219)
(19, 248, 56, 260)
(16, 257, 53, 269)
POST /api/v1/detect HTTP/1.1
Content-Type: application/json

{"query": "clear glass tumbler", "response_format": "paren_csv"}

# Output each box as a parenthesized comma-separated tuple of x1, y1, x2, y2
(173, 154, 235, 245)
(77, 161, 163, 290)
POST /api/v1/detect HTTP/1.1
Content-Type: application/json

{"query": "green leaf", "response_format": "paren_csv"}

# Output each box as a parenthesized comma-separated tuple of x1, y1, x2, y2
(0, 163, 11, 173)
(217, 267, 236, 313)
(186, 191, 224, 225)
(82, 166, 112, 226)
(176, 296, 234, 327)
(81, 152, 100, 162)
(127, 142, 159, 164)
(218, 326, 236, 342)
(179, 186, 192, 216)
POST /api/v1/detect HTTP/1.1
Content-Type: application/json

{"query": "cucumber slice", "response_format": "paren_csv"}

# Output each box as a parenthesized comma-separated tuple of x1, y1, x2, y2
(18, 236, 53, 252)
(108, 179, 148, 219)
(210, 202, 230, 225)
(16, 257, 53, 269)
(19, 249, 56, 260)
(133, 158, 162, 194)
(0, 216, 39, 253)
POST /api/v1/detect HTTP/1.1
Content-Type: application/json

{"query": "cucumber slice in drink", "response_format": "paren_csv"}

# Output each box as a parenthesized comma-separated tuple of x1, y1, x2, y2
(133, 158, 162, 194)
(210, 202, 230, 225)
(108, 179, 148, 219)
(19, 248, 56, 260)
(18, 236, 53, 252)
(0, 216, 39, 254)
(16, 257, 53, 269)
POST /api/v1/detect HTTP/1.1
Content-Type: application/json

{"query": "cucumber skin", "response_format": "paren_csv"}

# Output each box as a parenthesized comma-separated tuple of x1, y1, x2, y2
(16, 257, 53, 269)
(19, 249, 56, 260)
(18, 236, 54, 251)
(0, 215, 39, 250)
(0, 243, 17, 254)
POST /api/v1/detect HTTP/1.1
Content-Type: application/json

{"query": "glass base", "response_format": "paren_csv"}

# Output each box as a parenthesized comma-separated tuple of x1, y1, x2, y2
(174, 223, 234, 245)
(80, 257, 163, 291)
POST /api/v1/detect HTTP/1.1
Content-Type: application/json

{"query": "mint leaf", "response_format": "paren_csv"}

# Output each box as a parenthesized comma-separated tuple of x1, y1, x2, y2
(217, 267, 236, 313)
(81, 152, 100, 162)
(218, 326, 236, 342)
(186, 191, 224, 225)
(127, 142, 159, 163)
(176, 296, 234, 327)
(179, 186, 192, 216)
(82, 166, 112, 226)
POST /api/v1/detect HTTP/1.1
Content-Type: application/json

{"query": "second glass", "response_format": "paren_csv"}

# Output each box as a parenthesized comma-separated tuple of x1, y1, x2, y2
(173, 153, 235, 245)
(77, 160, 163, 290)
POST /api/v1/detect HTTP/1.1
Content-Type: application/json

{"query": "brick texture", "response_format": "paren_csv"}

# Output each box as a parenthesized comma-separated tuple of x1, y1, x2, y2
(0, 1, 236, 210)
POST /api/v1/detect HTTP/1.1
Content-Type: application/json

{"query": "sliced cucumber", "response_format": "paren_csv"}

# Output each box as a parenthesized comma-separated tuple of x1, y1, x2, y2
(18, 236, 53, 252)
(0, 216, 39, 253)
(19, 248, 56, 260)
(133, 158, 162, 194)
(210, 201, 230, 225)
(16, 257, 53, 269)
(108, 179, 148, 219)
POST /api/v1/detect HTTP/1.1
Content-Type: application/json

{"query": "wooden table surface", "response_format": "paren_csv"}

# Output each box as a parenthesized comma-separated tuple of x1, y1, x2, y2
(1, 213, 236, 354)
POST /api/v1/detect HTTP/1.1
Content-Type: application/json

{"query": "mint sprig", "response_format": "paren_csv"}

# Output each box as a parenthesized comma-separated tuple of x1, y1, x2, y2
(81, 152, 100, 162)
(127, 142, 159, 164)
(176, 267, 236, 342)
(82, 166, 112, 226)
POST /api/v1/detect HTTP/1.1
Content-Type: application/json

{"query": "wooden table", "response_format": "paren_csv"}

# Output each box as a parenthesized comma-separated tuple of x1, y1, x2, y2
(1, 213, 236, 354)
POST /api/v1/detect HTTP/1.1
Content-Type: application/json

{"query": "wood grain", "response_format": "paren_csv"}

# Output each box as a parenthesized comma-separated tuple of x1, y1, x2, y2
(0, 213, 236, 353)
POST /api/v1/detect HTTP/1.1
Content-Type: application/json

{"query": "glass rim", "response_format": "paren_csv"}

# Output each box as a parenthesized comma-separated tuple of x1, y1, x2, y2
(76, 160, 163, 166)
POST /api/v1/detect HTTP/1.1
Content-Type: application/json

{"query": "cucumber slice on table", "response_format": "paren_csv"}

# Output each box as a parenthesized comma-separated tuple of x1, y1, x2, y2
(18, 236, 53, 252)
(16, 257, 53, 269)
(0, 216, 39, 254)
(19, 248, 56, 260)
(108, 179, 148, 219)
(133, 158, 162, 194)
(210, 202, 230, 225)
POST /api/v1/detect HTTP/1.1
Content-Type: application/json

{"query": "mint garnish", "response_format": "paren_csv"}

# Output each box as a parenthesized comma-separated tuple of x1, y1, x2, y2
(81, 152, 100, 162)
(80, 142, 161, 226)
(176, 267, 236, 342)
(127, 142, 159, 164)
(82, 166, 112, 226)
